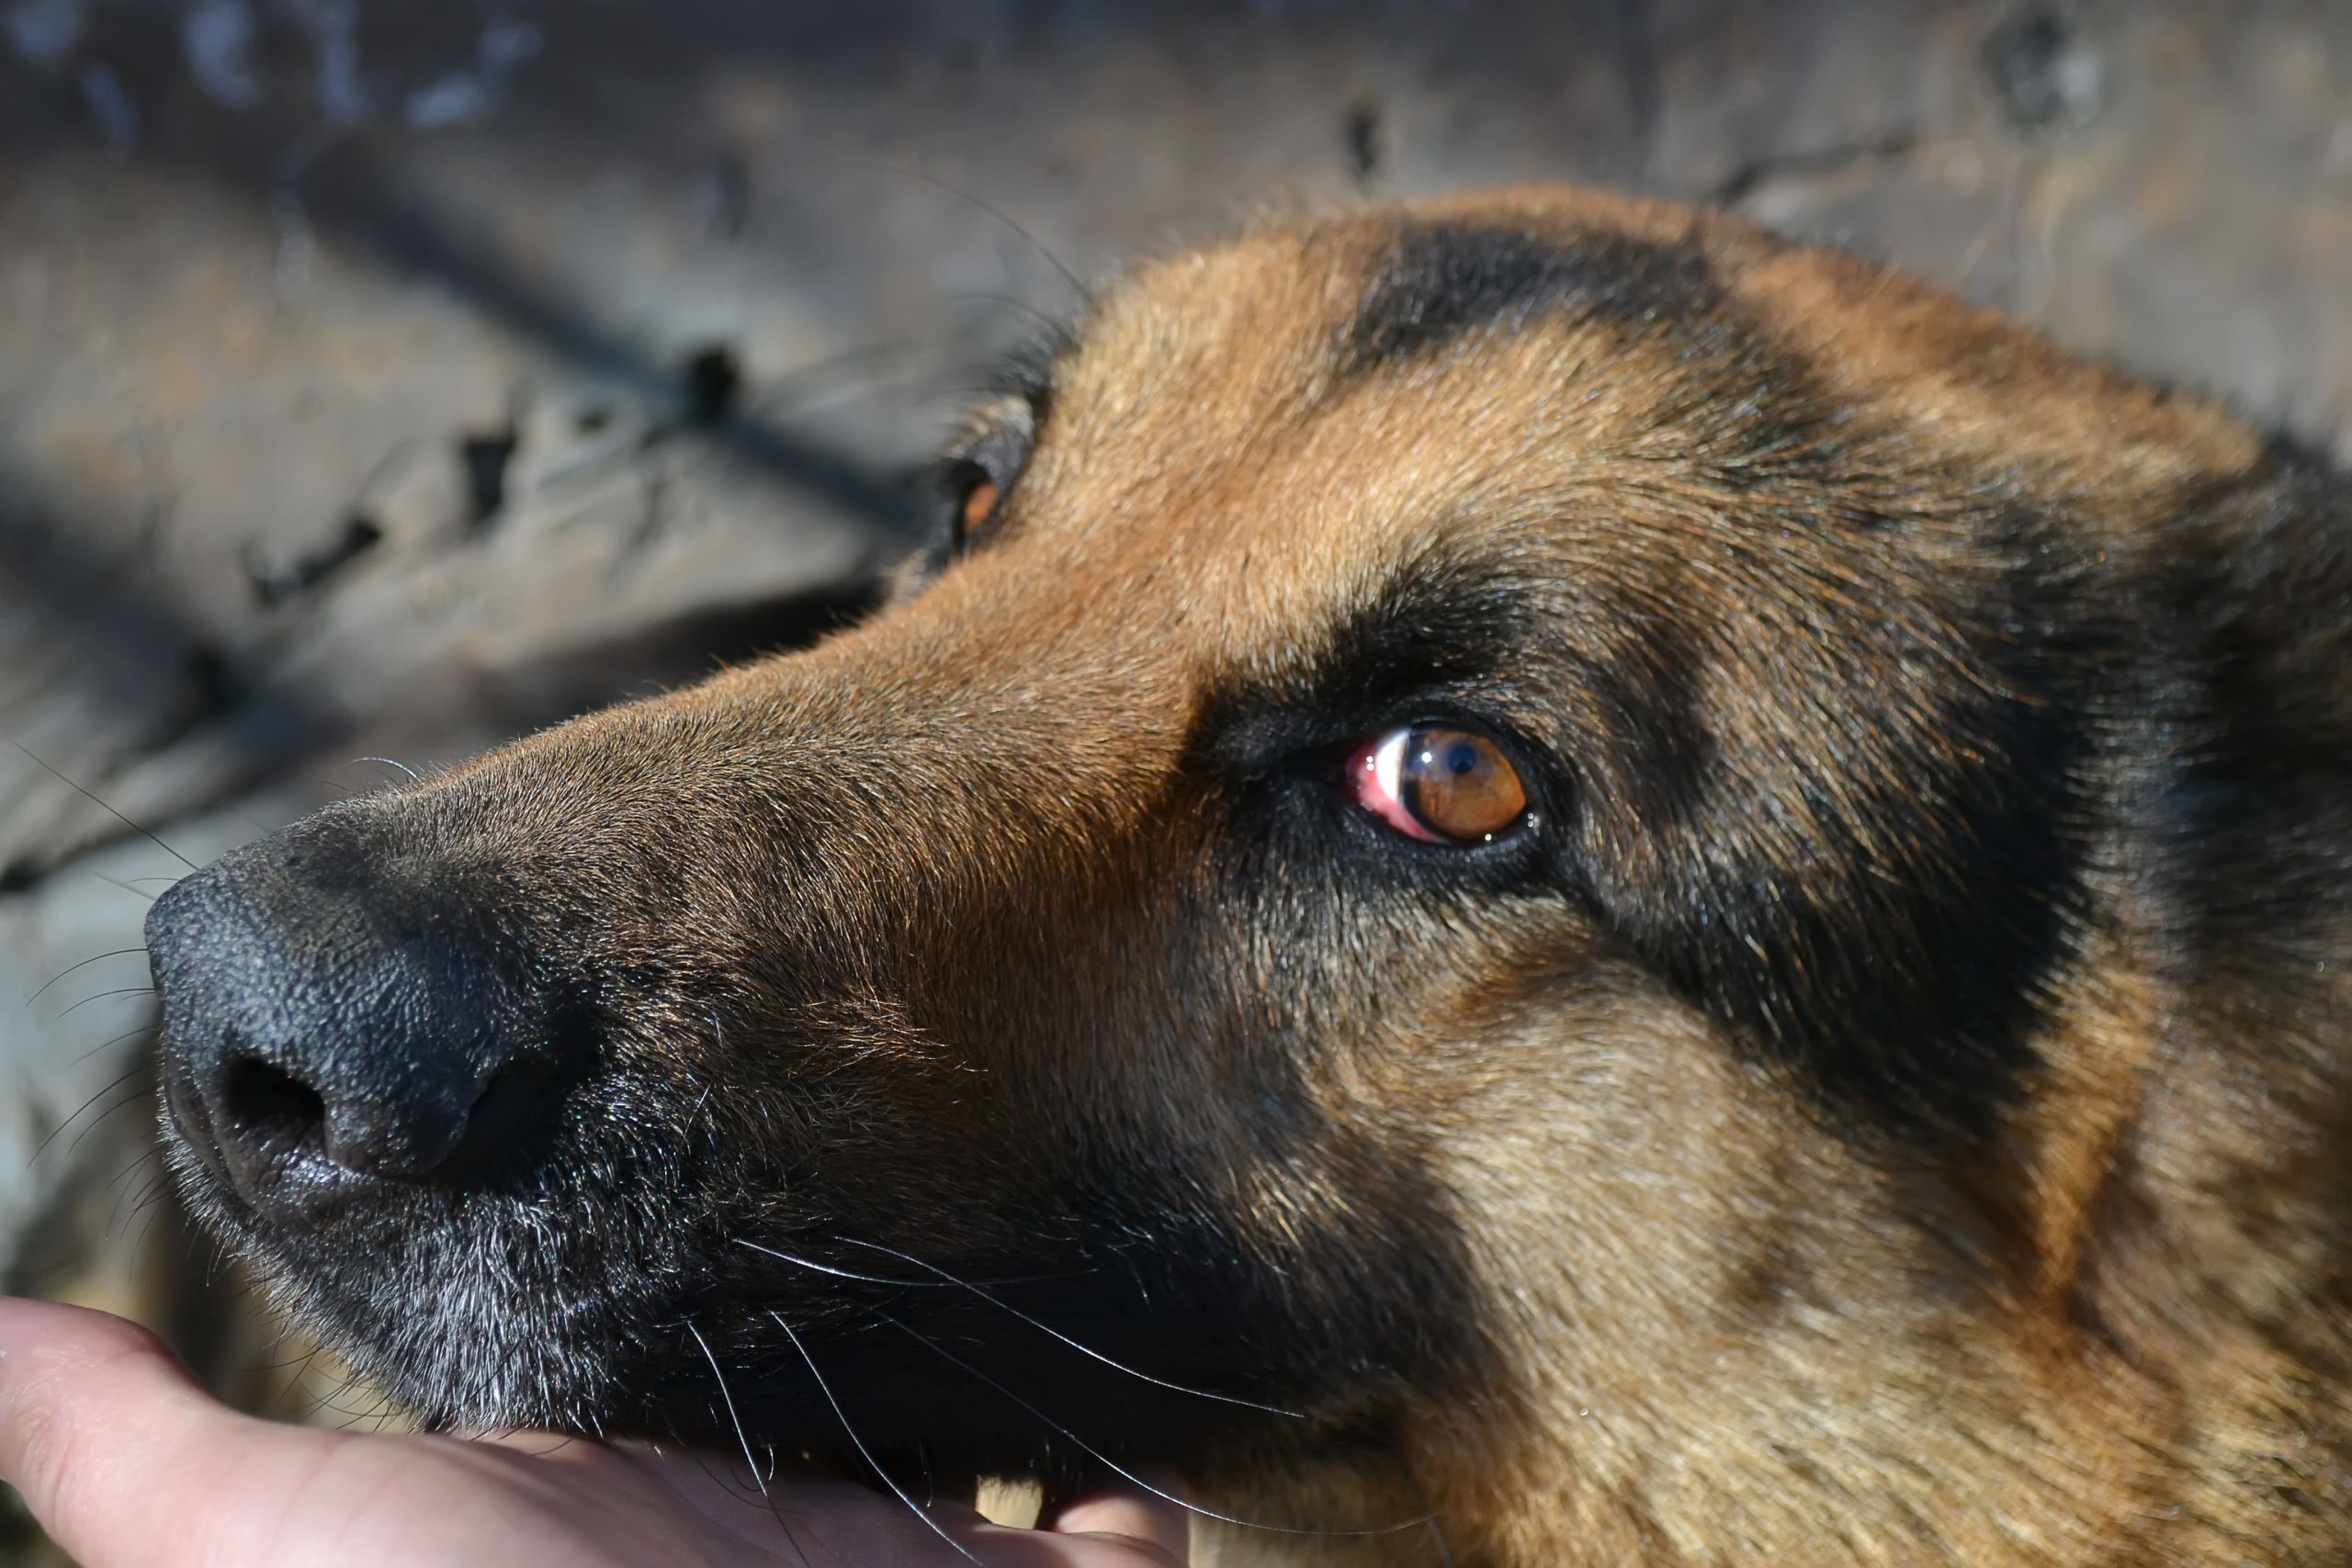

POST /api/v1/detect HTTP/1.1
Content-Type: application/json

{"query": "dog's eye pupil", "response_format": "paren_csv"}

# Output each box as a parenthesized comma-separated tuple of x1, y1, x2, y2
(1348, 725, 1529, 845)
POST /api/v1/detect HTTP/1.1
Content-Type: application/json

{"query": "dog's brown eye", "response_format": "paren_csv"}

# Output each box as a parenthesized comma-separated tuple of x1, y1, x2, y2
(1347, 725, 1529, 845)
(958, 477, 1001, 538)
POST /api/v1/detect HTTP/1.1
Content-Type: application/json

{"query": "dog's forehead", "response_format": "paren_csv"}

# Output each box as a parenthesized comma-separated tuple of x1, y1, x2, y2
(998, 188, 2267, 672)
(1049, 194, 1721, 467)
(998, 198, 1743, 659)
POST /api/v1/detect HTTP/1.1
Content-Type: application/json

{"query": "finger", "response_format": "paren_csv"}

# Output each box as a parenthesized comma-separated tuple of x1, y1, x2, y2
(1044, 1477, 1190, 1562)
(0, 1297, 254, 1563)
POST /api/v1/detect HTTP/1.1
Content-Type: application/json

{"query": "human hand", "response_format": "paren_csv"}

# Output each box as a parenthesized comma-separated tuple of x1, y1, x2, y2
(0, 1296, 1185, 1566)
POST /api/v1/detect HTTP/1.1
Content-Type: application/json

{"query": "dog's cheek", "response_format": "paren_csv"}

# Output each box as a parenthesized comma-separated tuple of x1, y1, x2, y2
(1396, 969, 1952, 1533)
(1144, 887, 1584, 1418)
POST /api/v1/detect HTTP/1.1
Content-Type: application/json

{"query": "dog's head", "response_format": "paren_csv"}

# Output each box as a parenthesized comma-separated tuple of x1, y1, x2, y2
(149, 189, 2346, 1559)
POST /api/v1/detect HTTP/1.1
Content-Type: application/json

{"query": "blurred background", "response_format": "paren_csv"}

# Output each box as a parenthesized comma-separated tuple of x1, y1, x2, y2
(2, 0, 2348, 1552)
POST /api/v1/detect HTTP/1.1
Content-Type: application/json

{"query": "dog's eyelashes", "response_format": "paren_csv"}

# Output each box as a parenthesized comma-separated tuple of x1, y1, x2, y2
(1347, 724, 1529, 845)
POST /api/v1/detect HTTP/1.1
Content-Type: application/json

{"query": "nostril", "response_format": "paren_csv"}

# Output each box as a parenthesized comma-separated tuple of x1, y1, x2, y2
(220, 1055, 327, 1154)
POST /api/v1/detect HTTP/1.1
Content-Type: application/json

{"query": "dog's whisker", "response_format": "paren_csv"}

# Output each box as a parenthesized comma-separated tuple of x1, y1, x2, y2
(882, 1311, 1430, 1539)
(321, 1384, 395, 1429)
(944, 290, 1071, 342)
(294, 1359, 390, 1426)
(741, 340, 931, 423)
(13, 742, 200, 871)
(27, 1061, 153, 1167)
(89, 869, 172, 903)
(767, 1309, 982, 1566)
(106, 1167, 169, 1242)
(352, 755, 423, 784)
(1407, 1471, 1460, 1568)
(831, 160, 1091, 307)
(735, 1236, 1069, 1292)
(683, 1438, 819, 1568)
(831, 1235, 1305, 1419)
(69, 1020, 160, 1069)
(107, 1183, 152, 1244)
(689, 1322, 834, 1566)
(21, 946, 150, 1010)
(272, 1344, 323, 1381)
(686, 1320, 770, 1501)
(62, 1082, 159, 1164)
(272, 1344, 328, 1404)
(101, 1148, 153, 1197)
(129, 1200, 166, 1255)
(53, 983, 157, 1021)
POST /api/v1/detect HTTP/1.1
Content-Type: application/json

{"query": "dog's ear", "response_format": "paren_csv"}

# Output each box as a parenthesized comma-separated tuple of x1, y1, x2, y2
(1555, 509, 2097, 1136)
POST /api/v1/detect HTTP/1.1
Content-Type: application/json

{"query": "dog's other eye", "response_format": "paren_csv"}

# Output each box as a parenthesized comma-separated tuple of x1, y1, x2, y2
(937, 394, 1035, 551)
(957, 473, 1001, 540)
(1346, 725, 1529, 845)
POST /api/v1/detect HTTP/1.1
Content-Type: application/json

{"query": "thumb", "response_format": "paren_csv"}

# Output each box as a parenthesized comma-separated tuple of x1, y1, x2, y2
(1043, 1476, 1190, 1564)
(0, 1296, 259, 1565)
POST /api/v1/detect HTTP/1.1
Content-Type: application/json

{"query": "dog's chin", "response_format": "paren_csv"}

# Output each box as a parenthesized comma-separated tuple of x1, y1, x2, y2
(249, 1257, 648, 1437)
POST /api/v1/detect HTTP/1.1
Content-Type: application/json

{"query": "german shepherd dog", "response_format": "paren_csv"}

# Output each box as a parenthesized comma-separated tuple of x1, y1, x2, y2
(144, 187, 2352, 1564)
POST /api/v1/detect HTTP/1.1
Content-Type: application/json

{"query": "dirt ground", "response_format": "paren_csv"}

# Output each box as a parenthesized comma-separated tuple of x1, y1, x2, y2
(1, 0, 2347, 1529)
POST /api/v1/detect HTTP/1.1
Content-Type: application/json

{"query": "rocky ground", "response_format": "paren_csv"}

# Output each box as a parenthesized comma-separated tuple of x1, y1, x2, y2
(1, 0, 2347, 1529)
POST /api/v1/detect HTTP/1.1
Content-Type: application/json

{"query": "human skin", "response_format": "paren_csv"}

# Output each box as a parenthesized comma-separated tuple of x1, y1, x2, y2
(0, 1297, 1187, 1567)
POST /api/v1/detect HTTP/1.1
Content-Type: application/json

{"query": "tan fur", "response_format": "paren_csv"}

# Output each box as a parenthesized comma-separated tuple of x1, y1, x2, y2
(156, 187, 2352, 1565)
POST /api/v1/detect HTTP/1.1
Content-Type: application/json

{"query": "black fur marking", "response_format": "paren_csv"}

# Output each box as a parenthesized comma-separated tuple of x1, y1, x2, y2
(1342, 220, 1721, 371)
(1565, 604, 1716, 839)
(1586, 499, 2098, 1138)
(1239, 552, 1541, 734)
(2146, 449, 2352, 976)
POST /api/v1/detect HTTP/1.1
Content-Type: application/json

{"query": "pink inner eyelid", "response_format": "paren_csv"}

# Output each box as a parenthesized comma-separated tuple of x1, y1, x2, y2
(1349, 730, 1447, 842)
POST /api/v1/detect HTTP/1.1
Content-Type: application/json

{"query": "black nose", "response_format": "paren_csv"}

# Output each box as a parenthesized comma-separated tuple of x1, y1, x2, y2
(147, 815, 567, 1224)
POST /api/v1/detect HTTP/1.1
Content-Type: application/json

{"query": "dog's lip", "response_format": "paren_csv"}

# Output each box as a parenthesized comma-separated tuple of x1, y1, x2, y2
(167, 1131, 393, 1238)
(163, 1093, 520, 1243)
